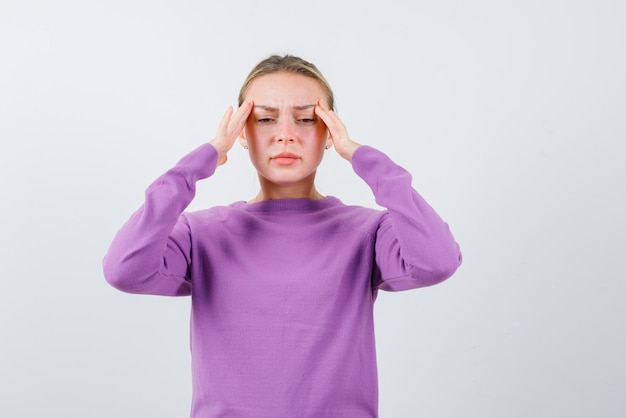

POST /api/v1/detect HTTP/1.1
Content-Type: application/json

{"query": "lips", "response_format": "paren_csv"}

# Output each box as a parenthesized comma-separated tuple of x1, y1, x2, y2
(272, 152, 300, 159)
(271, 152, 300, 166)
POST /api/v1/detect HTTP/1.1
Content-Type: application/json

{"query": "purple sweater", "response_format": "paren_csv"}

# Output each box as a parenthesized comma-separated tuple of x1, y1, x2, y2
(103, 144, 461, 417)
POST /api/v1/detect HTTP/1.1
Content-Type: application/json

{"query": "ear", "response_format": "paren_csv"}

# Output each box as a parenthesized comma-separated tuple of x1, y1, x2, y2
(238, 129, 248, 148)
(325, 131, 332, 149)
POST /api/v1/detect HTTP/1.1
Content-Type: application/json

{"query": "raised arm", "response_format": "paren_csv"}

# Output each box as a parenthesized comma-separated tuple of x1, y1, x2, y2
(315, 103, 461, 291)
(353, 146, 462, 291)
(102, 102, 253, 295)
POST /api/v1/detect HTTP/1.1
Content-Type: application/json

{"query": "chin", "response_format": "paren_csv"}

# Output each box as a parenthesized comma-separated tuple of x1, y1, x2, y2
(261, 170, 316, 186)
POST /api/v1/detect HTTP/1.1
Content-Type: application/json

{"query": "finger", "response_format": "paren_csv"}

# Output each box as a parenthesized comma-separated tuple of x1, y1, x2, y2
(314, 101, 335, 132)
(316, 100, 346, 128)
(315, 103, 345, 141)
(217, 106, 234, 136)
(317, 98, 331, 112)
(228, 100, 254, 137)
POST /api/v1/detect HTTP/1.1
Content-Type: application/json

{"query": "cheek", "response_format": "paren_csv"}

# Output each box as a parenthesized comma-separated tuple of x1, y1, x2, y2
(301, 123, 327, 138)
(246, 123, 274, 140)
(244, 126, 265, 147)
(312, 125, 328, 144)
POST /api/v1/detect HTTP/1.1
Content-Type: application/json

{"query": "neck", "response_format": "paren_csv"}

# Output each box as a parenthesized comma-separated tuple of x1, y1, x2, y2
(248, 175, 324, 203)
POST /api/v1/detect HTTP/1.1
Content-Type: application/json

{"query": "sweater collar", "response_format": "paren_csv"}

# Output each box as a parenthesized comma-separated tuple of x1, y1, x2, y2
(231, 196, 341, 212)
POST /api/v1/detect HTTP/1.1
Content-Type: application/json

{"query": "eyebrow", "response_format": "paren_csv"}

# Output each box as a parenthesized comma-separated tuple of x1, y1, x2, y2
(254, 104, 317, 111)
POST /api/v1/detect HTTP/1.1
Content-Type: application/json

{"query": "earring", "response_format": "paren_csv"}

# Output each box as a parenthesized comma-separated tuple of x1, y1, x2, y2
(244, 146, 249, 150)
(325, 145, 331, 150)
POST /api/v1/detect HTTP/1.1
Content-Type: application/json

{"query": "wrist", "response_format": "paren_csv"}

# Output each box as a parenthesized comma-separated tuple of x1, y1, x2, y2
(340, 141, 361, 162)
(208, 140, 229, 166)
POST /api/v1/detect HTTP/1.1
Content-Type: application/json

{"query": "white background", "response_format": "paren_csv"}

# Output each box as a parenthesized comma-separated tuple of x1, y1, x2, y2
(1, 0, 624, 417)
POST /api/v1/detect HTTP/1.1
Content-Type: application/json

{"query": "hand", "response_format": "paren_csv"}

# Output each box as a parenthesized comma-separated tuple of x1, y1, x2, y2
(314, 100, 361, 162)
(209, 101, 254, 166)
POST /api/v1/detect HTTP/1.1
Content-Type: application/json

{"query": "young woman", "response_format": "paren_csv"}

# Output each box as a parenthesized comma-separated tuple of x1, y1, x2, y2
(103, 55, 462, 417)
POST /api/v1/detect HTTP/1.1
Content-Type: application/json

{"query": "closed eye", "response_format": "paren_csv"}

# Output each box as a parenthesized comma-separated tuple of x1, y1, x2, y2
(257, 118, 273, 123)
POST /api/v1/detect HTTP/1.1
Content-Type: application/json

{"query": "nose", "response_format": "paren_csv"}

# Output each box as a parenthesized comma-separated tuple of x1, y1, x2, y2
(276, 118, 296, 143)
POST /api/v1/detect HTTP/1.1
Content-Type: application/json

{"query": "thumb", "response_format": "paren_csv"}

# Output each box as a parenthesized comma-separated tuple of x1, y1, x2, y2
(217, 154, 228, 167)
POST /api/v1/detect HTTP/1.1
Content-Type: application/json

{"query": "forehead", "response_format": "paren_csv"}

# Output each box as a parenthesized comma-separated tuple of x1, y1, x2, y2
(245, 72, 325, 104)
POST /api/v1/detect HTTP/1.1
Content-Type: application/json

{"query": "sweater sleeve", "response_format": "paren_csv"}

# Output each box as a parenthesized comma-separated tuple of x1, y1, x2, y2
(351, 146, 462, 291)
(102, 143, 219, 296)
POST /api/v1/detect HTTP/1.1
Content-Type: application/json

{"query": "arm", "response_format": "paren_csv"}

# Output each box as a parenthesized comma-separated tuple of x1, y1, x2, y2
(315, 103, 461, 291)
(102, 144, 217, 295)
(352, 146, 462, 291)
(102, 102, 253, 295)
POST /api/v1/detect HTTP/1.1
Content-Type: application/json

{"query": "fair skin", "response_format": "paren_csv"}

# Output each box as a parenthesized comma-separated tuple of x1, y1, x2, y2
(210, 72, 361, 201)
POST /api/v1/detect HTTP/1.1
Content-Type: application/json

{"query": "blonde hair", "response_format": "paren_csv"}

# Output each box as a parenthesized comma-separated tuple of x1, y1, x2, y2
(238, 55, 335, 110)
